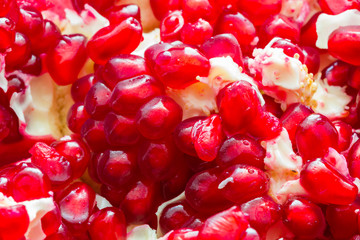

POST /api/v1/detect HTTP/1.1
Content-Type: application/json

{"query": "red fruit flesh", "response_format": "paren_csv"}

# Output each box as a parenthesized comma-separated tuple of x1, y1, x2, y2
(0, 17, 15, 51)
(81, 119, 109, 152)
(300, 158, 358, 205)
(71, 74, 94, 103)
(0, 204, 29, 240)
(136, 96, 183, 140)
(300, 12, 320, 48)
(198, 206, 249, 240)
(237, 0, 282, 26)
(67, 102, 90, 134)
(333, 120, 353, 152)
(217, 80, 262, 135)
(150, 0, 181, 20)
(16, 6, 43, 41)
(248, 111, 282, 140)
(191, 114, 224, 162)
(46, 34, 88, 86)
(88, 207, 127, 240)
(318, 0, 360, 14)
(322, 61, 354, 87)
(302, 46, 320, 74)
(295, 113, 338, 161)
(104, 4, 141, 25)
(283, 198, 326, 239)
(20, 54, 42, 76)
(347, 139, 360, 178)
(84, 82, 111, 120)
(161, 164, 192, 200)
(102, 54, 149, 89)
(5, 32, 31, 70)
(182, 0, 219, 23)
(41, 205, 62, 237)
(271, 38, 304, 63)
(160, 10, 185, 42)
(87, 17, 143, 65)
(328, 25, 360, 66)
(219, 165, 269, 204)
(71, 0, 114, 13)
(31, 19, 61, 54)
(181, 18, 213, 45)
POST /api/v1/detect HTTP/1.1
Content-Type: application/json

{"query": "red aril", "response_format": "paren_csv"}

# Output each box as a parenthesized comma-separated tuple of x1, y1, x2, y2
(215, 12, 257, 55)
(322, 61, 354, 87)
(318, 0, 360, 14)
(87, 17, 143, 65)
(81, 119, 109, 152)
(217, 80, 262, 135)
(300, 158, 358, 205)
(104, 112, 140, 146)
(200, 33, 243, 66)
(161, 163, 192, 200)
(295, 113, 338, 161)
(5, 32, 31, 70)
(349, 67, 360, 89)
(300, 12, 320, 48)
(237, 0, 282, 26)
(97, 149, 137, 189)
(44, 224, 72, 240)
(71, 0, 114, 13)
(328, 25, 360, 66)
(41, 204, 61, 237)
(191, 114, 224, 162)
(217, 135, 265, 169)
(160, 10, 185, 42)
(248, 111, 282, 140)
(103, 4, 140, 25)
(263, 95, 282, 118)
(16, 6, 43, 41)
(20, 54, 42, 75)
(333, 120, 353, 152)
(219, 165, 269, 204)
(31, 19, 61, 54)
(0, 105, 20, 142)
(88, 207, 127, 240)
(67, 103, 90, 134)
(283, 198, 326, 239)
(0, 17, 15, 51)
(0, 204, 29, 240)
(110, 74, 165, 117)
(46, 34, 87, 86)
(153, 45, 210, 89)
(347, 139, 360, 178)
(150, 0, 181, 21)
(102, 54, 149, 89)
(241, 197, 282, 235)
(181, 18, 213, 45)
(198, 206, 249, 240)
(302, 46, 320, 74)
(165, 229, 199, 240)
(84, 82, 111, 120)
(271, 38, 304, 62)
(6, 74, 25, 98)
(182, 0, 219, 23)
(71, 74, 94, 103)
(135, 96, 183, 140)
(100, 184, 127, 207)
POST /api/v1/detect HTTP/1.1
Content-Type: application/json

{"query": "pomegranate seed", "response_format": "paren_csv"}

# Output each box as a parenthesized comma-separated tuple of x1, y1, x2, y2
(110, 74, 165, 116)
(333, 120, 353, 152)
(137, 136, 180, 181)
(97, 149, 137, 189)
(120, 179, 158, 224)
(347, 139, 360, 178)
(56, 182, 96, 235)
(81, 119, 109, 152)
(0, 17, 14, 51)
(150, 0, 181, 20)
(46, 34, 88, 86)
(263, 95, 283, 118)
(217, 80, 262, 135)
(300, 158, 358, 205)
(104, 112, 140, 146)
(30, 142, 72, 188)
(87, 17, 143, 65)
(198, 206, 249, 240)
(302, 46, 320, 74)
(41, 204, 62, 237)
(31, 20, 61, 54)
(152, 45, 210, 89)
(295, 113, 338, 161)
(12, 162, 51, 201)
(6, 74, 25, 99)
(271, 38, 304, 62)
(103, 4, 140, 25)
(328, 25, 360, 66)
(160, 201, 202, 234)
(326, 197, 360, 239)
(71, 0, 114, 13)
(145, 42, 173, 71)
(88, 153, 102, 184)
(185, 167, 232, 213)
(5, 32, 31, 69)
(191, 114, 224, 162)
(241, 196, 282, 235)
(200, 33, 243, 66)
(237, 0, 282, 26)
(165, 229, 199, 240)
(173, 116, 206, 157)
(185, 154, 217, 173)
(349, 67, 360, 89)
(44, 224, 72, 240)
(102, 54, 149, 89)
(0, 0, 16, 18)
(67, 103, 90, 134)
(0, 105, 20, 143)
(0, 204, 29, 240)
(161, 163, 192, 200)
(100, 184, 127, 207)
(20, 54, 42, 76)
(318, 0, 360, 14)
(181, 18, 213, 45)
(136, 96, 183, 140)
(283, 198, 326, 239)
(160, 10, 185, 42)
(219, 164, 269, 204)
(240, 228, 260, 240)
(280, 103, 313, 143)
(182, 0, 219, 23)
(248, 111, 282, 140)
(71, 74, 94, 103)
(84, 82, 111, 120)
(217, 134, 265, 169)
(259, 14, 300, 46)
(215, 12, 257, 55)
(322, 61, 354, 86)
(300, 12, 320, 48)
(51, 135, 90, 179)
(88, 207, 126, 240)
(16, 6, 43, 41)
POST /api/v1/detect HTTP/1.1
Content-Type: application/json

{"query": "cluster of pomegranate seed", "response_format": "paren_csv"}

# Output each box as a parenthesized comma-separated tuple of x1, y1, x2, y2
(1, 0, 360, 239)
